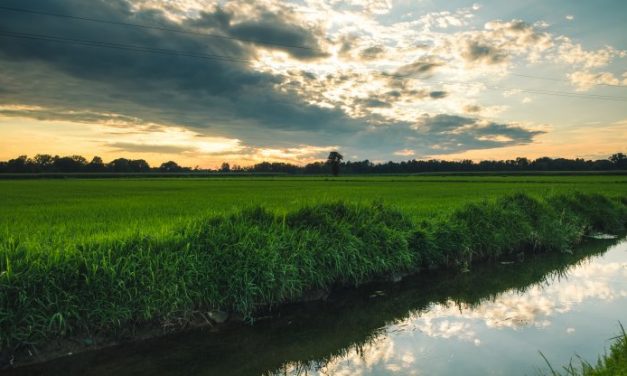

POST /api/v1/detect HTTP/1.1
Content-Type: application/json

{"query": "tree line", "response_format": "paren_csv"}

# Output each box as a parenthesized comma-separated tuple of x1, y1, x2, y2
(0, 152, 625, 174)
(0, 155, 191, 173)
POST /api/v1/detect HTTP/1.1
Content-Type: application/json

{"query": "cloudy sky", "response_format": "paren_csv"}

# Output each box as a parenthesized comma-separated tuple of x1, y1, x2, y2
(0, 0, 626, 167)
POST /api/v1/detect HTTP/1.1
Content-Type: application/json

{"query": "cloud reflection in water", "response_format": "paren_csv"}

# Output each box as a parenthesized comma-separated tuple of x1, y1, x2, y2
(271, 239, 627, 376)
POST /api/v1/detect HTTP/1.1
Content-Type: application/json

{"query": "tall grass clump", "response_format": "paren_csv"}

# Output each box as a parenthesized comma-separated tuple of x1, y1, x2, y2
(548, 193, 627, 234)
(179, 202, 417, 315)
(1, 192, 626, 360)
(432, 193, 585, 264)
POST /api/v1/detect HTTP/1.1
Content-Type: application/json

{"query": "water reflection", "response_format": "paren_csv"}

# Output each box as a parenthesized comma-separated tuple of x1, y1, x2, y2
(9, 238, 627, 376)
(272, 238, 627, 376)
(404, 257, 627, 336)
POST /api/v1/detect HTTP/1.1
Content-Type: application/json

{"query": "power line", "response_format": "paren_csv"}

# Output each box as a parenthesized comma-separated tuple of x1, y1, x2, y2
(0, 5, 320, 52)
(3, 4, 624, 94)
(503, 87, 627, 101)
(0, 30, 252, 64)
(510, 72, 627, 88)
(4, 4, 624, 94)
(457, 82, 627, 102)
(389, 75, 627, 101)
(385, 70, 627, 92)
(510, 73, 569, 82)
(1, 29, 626, 102)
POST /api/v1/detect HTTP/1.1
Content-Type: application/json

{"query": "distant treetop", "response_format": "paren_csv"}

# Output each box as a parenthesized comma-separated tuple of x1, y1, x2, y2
(0, 152, 625, 174)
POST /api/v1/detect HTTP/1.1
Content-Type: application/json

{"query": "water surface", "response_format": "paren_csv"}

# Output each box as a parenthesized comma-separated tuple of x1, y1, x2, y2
(10, 238, 627, 375)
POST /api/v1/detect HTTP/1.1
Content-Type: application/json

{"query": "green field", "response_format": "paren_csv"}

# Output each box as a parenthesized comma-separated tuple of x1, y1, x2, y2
(1, 175, 626, 363)
(2, 175, 626, 243)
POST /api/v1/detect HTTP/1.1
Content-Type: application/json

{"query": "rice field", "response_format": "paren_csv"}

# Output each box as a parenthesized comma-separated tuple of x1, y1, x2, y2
(1, 175, 626, 365)
(1, 175, 626, 243)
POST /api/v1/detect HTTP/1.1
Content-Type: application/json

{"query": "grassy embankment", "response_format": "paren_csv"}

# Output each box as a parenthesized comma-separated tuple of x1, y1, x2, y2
(543, 325, 627, 376)
(0, 176, 626, 360)
(6, 235, 619, 375)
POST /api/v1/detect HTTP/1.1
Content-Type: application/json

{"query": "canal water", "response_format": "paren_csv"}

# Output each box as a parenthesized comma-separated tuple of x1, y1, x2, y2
(9, 237, 627, 375)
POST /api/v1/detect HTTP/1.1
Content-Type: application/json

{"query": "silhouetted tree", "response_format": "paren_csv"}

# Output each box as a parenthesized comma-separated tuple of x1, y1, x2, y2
(6, 155, 31, 172)
(609, 153, 627, 169)
(87, 156, 106, 172)
(1, 151, 626, 174)
(108, 158, 130, 172)
(128, 159, 151, 172)
(515, 157, 530, 169)
(244, 161, 301, 174)
(52, 155, 87, 172)
(327, 151, 343, 176)
(33, 154, 55, 171)
(160, 160, 182, 172)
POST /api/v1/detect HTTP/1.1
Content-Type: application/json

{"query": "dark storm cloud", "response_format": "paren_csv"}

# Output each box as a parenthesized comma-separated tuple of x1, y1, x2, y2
(0, 0, 544, 158)
(474, 122, 543, 142)
(419, 114, 543, 147)
(346, 114, 543, 159)
(422, 114, 475, 132)
(227, 13, 327, 60)
(189, 6, 327, 60)
(0, 0, 259, 94)
(0, 0, 352, 142)
(188, 7, 232, 30)
(0, 106, 142, 125)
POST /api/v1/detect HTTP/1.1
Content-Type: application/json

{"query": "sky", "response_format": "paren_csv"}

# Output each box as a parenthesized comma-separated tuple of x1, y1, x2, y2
(0, 0, 626, 168)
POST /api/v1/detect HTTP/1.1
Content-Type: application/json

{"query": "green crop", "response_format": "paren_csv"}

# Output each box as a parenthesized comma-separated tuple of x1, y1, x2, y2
(0, 176, 625, 357)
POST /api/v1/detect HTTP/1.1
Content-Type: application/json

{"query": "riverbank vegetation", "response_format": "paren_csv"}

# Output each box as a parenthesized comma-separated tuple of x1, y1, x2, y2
(7, 233, 619, 375)
(1, 189, 626, 360)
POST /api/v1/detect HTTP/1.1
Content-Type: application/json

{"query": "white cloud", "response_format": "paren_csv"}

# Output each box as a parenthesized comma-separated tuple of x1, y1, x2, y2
(2, 0, 625, 164)
(568, 70, 626, 91)
(555, 37, 624, 68)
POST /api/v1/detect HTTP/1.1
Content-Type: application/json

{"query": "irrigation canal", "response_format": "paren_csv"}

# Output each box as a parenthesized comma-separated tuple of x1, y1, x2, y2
(8, 237, 627, 375)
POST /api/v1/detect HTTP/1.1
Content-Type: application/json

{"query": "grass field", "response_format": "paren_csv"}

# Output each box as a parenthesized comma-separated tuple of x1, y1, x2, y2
(2, 175, 626, 243)
(1, 175, 626, 363)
